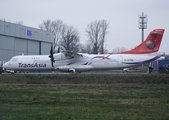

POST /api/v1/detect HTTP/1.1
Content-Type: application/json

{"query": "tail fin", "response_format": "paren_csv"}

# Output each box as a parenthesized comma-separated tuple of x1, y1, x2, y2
(118, 29, 165, 54)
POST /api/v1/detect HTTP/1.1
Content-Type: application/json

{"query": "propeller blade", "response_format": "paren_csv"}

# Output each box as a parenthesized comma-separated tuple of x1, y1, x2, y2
(49, 43, 55, 67)
(51, 60, 54, 67)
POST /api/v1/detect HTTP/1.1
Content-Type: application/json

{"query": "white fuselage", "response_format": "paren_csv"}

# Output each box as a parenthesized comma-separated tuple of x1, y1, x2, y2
(2, 53, 164, 72)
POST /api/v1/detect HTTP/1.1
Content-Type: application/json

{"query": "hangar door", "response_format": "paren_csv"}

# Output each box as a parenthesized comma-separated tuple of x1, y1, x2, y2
(27, 40, 39, 55)
(41, 42, 51, 55)
(0, 36, 15, 61)
(14, 38, 27, 55)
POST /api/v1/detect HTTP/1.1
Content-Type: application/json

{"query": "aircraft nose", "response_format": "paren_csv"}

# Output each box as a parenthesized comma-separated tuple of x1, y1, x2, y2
(2, 62, 8, 69)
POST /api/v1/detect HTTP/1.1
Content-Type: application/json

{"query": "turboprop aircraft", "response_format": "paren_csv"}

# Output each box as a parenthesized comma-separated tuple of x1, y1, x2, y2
(2, 29, 165, 73)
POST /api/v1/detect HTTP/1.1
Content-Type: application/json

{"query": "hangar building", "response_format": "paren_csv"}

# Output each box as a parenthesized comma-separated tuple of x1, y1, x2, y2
(0, 20, 54, 62)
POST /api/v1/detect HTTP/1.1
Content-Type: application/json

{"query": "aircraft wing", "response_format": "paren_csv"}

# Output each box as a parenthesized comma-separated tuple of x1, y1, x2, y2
(61, 50, 83, 58)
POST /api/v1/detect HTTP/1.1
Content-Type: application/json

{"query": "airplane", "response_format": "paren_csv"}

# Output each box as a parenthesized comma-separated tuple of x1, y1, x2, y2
(2, 29, 165, 73)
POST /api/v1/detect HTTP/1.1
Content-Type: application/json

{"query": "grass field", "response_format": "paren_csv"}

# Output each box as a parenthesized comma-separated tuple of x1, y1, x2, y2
(0, 74, 169, 120)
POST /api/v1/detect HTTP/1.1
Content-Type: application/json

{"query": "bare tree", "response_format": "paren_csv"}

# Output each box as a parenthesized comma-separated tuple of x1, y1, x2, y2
(51, 20, 64, 45)
(79, 44, 93, 54)
(39, 19, 52, 31)
(112, 47, 128, 53)
(39, 19, 64, 45)
(86, 20, 109, 54)
(59, 25, 81, 52)
(99, 20, 109, 54)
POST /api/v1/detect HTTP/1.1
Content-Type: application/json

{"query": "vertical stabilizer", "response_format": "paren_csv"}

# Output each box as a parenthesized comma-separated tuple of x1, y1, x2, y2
(118, 29, 165, 54)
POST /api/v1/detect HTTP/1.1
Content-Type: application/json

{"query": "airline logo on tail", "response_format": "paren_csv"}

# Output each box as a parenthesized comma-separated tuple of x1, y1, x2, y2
(118, 29, 165, 54)
(146, 40, 156, 50)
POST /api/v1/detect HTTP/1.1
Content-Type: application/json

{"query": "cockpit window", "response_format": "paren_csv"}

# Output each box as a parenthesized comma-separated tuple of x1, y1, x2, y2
(10, 57, 18, 62)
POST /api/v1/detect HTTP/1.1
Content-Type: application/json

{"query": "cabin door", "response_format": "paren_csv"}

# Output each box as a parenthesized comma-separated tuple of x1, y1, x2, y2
(118, 56, 123, 67)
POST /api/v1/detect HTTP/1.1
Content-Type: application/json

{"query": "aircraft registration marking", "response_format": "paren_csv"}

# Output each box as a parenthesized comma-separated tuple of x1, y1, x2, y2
(124, 59, 134, 61)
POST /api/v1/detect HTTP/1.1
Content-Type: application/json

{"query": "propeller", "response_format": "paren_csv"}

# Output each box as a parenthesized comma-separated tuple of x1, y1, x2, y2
(49, 44, 55, 67)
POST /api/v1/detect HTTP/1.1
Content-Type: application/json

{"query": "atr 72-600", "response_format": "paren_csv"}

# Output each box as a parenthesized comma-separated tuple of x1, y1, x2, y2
(2, 29, 165, 73)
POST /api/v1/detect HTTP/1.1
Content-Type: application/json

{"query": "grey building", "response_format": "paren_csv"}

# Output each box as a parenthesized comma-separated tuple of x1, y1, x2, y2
(0, 20, 54, 62)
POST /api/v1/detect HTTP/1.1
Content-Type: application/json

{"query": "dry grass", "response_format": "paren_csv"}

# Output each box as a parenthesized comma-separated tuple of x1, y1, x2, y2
(0, 74, 169, 119)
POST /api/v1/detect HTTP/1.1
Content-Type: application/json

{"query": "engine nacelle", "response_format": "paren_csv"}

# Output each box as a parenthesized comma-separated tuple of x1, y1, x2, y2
(56, 65, 93, 72)
(53, 53, 69, 61)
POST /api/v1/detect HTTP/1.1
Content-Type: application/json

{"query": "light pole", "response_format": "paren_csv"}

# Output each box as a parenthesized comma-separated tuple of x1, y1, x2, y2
(138, 12, 147, 43)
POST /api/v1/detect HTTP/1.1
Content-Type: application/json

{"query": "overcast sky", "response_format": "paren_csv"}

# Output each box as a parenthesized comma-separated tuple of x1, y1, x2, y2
(1, 0, 169, 53)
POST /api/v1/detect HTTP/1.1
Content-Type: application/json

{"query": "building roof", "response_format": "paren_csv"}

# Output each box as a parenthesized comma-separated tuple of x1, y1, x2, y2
(0, 20, 54, 43)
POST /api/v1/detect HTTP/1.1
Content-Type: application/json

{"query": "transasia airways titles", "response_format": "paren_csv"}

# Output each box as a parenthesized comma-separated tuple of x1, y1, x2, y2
(18, 63, 47, 68)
